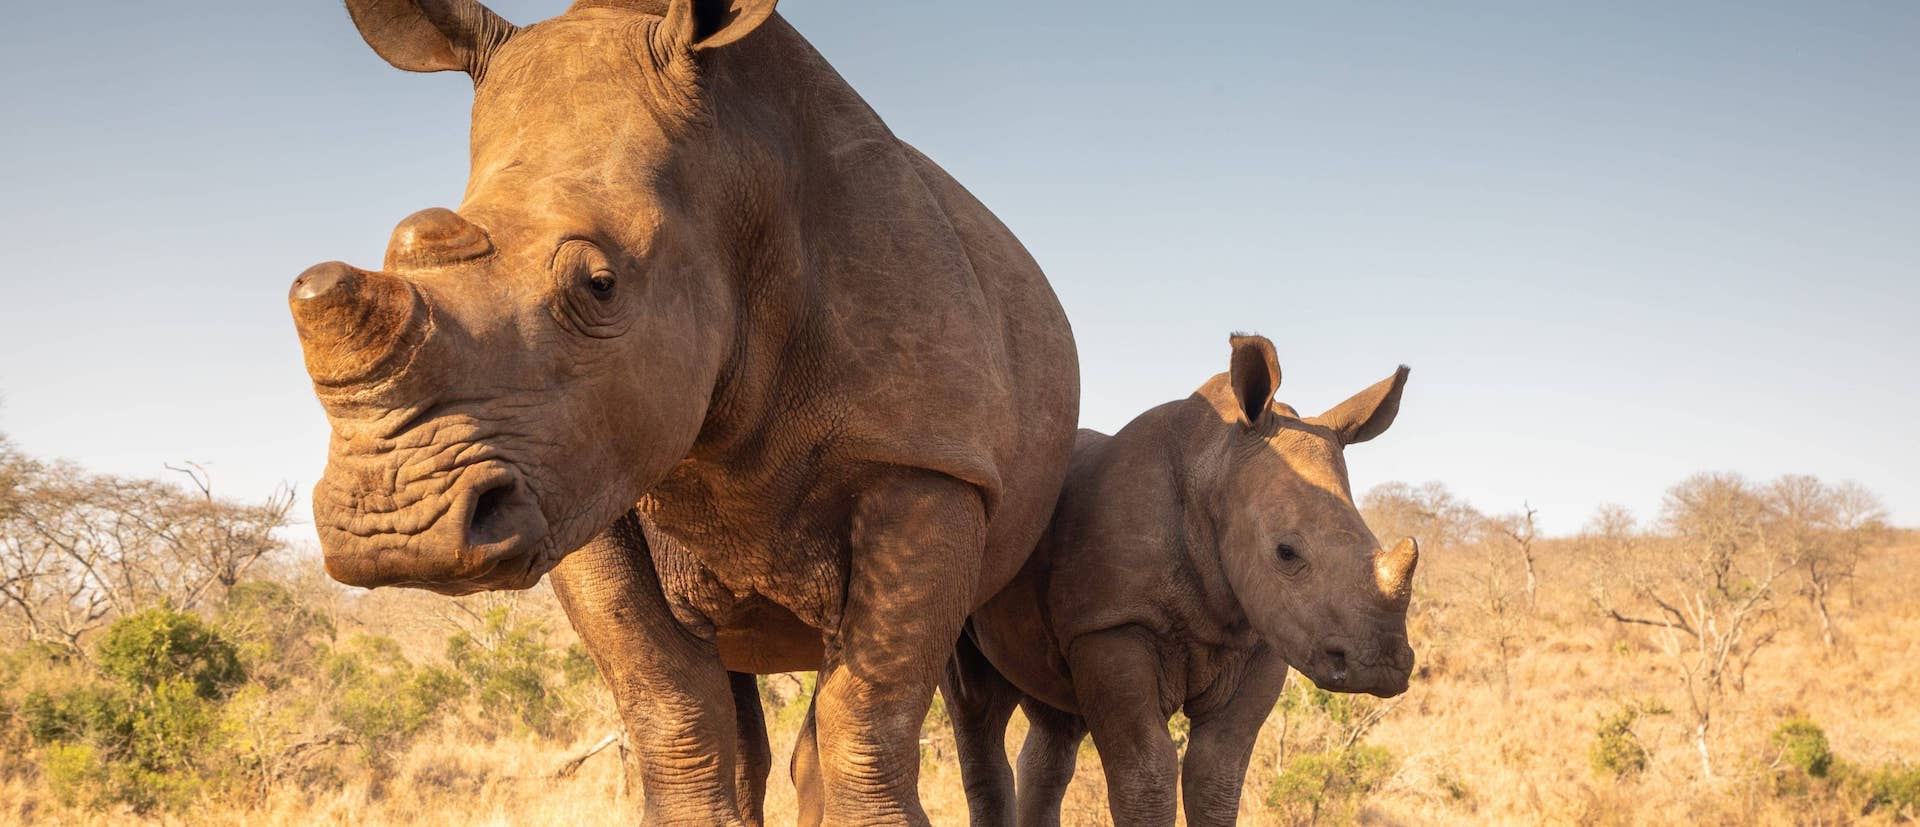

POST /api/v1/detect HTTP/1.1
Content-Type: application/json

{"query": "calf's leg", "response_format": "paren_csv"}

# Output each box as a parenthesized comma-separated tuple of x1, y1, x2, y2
(941, 628, 1021, 827)
(1014, 697, 1087, 827)
(1180, 652, 1288, 827)
(1067, 627, 1177, 827)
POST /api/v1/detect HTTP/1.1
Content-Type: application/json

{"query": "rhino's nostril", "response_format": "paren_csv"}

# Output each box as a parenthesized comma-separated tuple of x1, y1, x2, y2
(466, 479, 519, 547)
(1324, 646, 1349, 674)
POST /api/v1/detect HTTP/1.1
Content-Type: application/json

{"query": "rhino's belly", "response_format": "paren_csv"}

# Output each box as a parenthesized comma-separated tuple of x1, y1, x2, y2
(971, 559, 1079, 713)
(714, 597, 825, 674)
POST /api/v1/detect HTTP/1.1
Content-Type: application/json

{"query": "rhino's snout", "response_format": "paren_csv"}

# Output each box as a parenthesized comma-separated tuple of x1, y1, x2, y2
(1311, 634, 1415, 698)
(319, 461, 550, 595)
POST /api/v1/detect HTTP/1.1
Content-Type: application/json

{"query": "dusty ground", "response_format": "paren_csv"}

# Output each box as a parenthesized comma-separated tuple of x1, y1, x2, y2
(4, 535, 1913, 826)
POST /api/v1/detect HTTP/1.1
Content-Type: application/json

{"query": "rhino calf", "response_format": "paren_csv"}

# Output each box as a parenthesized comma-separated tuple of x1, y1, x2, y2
(947, 334, 1417, 827)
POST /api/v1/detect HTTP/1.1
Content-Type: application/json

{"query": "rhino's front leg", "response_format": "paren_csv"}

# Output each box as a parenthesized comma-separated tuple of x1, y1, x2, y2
(550, 511, 746, 827)
(813, 471, 985, 826)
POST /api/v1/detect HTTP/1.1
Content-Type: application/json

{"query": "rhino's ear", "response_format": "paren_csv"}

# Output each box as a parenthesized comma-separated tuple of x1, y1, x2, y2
(346, 0, 519, 80)
(659, 0, 779, 52)
(1227, 334, 1282, 428)
(1310, 366, 1411, 446)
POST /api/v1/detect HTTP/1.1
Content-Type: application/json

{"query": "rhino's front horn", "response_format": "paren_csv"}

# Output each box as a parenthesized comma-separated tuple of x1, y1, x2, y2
(289, 261, 429, 389)
(1374, 537, 1419, 605)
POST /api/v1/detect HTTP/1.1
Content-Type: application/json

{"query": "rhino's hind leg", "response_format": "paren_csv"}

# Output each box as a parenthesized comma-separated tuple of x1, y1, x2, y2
(790, 693, 824, 827)
(814, 471, 987, 826)
(730, 672, 772, 826)
(941, 628, 1021, 827)
(1014, 697, 1087, 827)
(550, 512, 747, 827)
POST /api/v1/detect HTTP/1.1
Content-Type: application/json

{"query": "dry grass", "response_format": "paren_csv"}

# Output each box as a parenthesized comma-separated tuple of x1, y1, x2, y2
(4, 536, 1914, 825)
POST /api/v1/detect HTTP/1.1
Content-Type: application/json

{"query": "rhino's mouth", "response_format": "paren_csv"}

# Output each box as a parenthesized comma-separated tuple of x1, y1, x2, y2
(314, 453, 553, 594)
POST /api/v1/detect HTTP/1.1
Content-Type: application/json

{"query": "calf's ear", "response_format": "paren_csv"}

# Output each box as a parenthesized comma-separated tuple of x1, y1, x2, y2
(346, 0, 518, 79)
(1311, 366, 1411, 446)
(659, 0, 779, 52)
(1227, 334, 1282, 428)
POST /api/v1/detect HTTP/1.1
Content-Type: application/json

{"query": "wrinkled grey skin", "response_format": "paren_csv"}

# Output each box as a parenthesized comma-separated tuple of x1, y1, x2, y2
(288, 1, 1079, 824)
(944, 335, 1417, 826)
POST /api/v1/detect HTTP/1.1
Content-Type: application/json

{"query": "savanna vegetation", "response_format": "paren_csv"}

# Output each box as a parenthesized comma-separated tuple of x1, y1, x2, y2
(1, 430, 1914, 825)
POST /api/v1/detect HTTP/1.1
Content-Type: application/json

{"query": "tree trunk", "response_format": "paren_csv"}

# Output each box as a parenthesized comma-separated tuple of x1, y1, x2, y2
(1694, 720, 1714, 779)
(1811, 581, 1837, 650)
(1523, 555, 1538, 612)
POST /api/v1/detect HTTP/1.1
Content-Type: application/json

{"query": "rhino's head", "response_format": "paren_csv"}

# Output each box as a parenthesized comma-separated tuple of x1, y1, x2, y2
(289, 0, 782, 594)
(1194, 335, 1417, 697)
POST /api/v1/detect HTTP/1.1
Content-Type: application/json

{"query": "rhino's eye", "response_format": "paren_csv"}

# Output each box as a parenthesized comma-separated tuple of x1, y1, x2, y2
(587, 272, 616, 300)
(1277, 543, 1301, 562)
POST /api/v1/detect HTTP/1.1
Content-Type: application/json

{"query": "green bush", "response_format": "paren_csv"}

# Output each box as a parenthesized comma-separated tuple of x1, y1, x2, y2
(1268, 744, 1397, 824)
(1760, 715, 1918, 818)
(1850, 763, 1920, 819)
(1589, 707, 1650, 780)
(1287, 682, 1361, 728)
(18, 609, 244, 812)
(96, 608, 244, 700)
(41, 741, 104, 807)
(1771, 718, 1834, 779)
(446, 607, 571, 737)
(324, 635, 464, 760)
(22, 683, 132, 748)
(219, 581, 335, 687)
(561, 642, 599, 687)
(42, 737, 204, 814)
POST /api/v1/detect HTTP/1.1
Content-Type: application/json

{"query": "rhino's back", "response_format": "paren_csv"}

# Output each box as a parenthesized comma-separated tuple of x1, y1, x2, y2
(896, 142, 1079, 597)
(788, 126, 1078, 602)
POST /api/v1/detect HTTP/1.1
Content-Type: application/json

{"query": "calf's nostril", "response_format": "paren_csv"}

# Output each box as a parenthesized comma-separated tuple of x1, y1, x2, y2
(1324, 646, 1349, 671)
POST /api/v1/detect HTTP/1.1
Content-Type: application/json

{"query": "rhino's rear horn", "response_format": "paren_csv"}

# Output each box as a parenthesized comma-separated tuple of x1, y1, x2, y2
(385, 207, 494, 270)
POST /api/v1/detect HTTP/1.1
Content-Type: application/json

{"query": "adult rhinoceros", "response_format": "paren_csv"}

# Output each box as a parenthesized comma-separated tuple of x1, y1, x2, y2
(285, 1, 1078, 823)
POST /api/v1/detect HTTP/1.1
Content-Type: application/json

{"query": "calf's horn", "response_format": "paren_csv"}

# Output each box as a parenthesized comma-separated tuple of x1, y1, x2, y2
(1375, 537, 1419, 604)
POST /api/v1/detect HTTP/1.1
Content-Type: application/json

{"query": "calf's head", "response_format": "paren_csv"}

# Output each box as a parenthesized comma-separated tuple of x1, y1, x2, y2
(1194, 335, 1417, 697)
(289, 0, 781, 594)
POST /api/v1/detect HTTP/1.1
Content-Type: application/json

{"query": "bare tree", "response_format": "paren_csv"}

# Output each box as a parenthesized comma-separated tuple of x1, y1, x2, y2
(1593, 472, 1797, 779)
(1492, 503, 1541, 611)
(0, 437, 296, 650)
(155, 462, 297, 603)
(1457, 528, 1524, 700)
(1, 462, 147, 648)
(1362, 481, 1485, 554)
(1765, 476, 1886, 650)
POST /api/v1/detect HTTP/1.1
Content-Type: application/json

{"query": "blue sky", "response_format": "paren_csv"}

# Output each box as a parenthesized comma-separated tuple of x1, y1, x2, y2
(1, 1, 1915, 536)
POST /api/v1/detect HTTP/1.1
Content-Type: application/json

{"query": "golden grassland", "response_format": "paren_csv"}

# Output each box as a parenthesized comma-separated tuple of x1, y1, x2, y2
(3, 534, 1915, 826)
